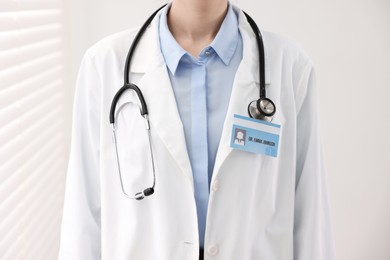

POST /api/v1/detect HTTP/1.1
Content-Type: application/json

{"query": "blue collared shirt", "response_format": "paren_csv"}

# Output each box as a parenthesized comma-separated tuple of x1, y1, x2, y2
(158, 3, 243, 247)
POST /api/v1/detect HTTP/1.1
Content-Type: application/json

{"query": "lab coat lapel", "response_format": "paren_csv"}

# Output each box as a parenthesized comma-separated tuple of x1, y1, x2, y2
(128, 12, 194, 187)
(123, 7, 271, 186)
(212, 8, 272, 180)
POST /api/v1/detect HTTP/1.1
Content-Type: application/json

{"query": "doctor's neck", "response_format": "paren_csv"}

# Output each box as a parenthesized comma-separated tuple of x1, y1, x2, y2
(168, 0, 228, 57)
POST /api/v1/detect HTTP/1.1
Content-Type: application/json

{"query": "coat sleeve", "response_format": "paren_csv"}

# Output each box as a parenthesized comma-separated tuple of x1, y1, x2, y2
(293, 60, 337, 260)
(58, 49, 102, 260)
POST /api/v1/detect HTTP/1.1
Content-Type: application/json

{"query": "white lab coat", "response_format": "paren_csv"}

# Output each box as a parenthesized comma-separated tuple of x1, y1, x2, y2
(59, 5, 336, 260)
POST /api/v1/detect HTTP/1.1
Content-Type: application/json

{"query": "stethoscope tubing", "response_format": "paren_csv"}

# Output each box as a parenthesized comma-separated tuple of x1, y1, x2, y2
(242, 11, 266, 99)
(109, 83, 148, 124)
(110, 4, 276, 200)
(124, 4, 168, 85)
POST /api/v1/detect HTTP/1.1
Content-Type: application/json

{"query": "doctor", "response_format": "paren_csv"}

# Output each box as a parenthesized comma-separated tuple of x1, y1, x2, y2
(59, 0, 336, 259)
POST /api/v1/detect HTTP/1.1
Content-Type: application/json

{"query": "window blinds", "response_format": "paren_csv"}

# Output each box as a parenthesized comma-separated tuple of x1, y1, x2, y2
(0, 0, 67, 259)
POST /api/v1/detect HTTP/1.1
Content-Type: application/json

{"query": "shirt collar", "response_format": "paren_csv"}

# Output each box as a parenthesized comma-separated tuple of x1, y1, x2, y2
(158, 3, 240, 75)
(209, 3, 239, 66)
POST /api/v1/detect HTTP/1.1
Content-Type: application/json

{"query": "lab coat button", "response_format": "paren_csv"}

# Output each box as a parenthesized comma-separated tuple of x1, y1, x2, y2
(207, 244, 219, 256)
(212, 180, 220, 192)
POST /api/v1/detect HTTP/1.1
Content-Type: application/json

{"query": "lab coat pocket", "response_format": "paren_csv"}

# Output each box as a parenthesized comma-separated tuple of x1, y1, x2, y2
(113, 93, 154, 196)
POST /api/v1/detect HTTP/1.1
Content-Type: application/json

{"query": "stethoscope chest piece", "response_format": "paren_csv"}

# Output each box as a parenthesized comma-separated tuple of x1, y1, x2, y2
(110, 5, 277, 200)
(248, 97, 276, 122)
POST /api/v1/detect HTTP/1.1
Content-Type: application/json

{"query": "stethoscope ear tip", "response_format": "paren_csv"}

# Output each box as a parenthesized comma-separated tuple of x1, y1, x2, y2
(135, 193, 145, 200)
(134, 187, 154, 200)
(144, 187, 154, 196)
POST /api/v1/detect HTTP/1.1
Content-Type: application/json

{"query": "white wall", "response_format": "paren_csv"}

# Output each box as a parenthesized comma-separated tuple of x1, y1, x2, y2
(64, 0, 390, 259)
(0, 1, 69, 259)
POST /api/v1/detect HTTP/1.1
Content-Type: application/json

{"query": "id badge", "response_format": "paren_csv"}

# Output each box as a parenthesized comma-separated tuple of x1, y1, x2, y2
(230, 114, 281, 157)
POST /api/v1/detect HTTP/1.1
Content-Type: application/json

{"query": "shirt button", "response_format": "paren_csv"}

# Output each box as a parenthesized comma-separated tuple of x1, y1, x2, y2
(207, 244, 219, 256)
(212, 180, 220, 192)
(205, 51, 211, 56)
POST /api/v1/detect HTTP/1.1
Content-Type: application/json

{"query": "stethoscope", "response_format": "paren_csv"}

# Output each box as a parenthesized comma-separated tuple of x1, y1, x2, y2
(109, 4, 276, 200)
